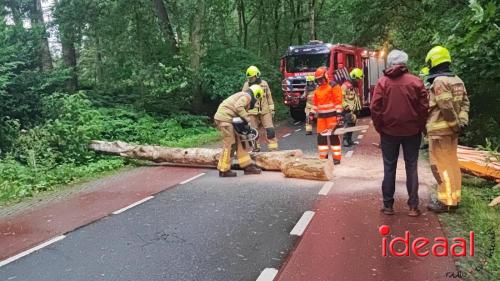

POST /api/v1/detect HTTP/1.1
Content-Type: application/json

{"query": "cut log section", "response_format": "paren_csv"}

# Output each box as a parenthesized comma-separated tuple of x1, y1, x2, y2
(281, 157, 334, 181)
(457, 145, 500, 182)
(89, 140, 331, 181)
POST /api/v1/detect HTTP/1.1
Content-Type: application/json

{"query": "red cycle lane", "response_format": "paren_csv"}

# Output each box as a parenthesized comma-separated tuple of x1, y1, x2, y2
(275, 118, 460, 281)
(0, 166, 206, 261)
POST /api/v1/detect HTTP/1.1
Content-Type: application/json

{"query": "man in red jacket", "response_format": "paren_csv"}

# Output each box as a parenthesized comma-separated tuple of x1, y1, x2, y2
(370, 50, 428, 217)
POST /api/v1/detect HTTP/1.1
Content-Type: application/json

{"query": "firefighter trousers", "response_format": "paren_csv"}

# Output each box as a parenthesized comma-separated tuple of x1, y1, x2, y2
(316, 117, 341, 161)
(215, 121, 253, 172)
(429, 135, 461, 206)
(317, 134, 341, 161)
(249, 113, 278, 150)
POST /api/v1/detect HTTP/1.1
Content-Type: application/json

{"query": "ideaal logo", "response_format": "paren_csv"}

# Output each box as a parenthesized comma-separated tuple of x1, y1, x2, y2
(379, 225, 474, 257)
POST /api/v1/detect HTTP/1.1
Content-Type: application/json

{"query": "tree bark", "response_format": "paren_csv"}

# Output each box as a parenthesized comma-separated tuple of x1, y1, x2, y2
(189, 0, 206, 112)
(6, 0, 23, 28)
(30, 0, 53, 71)
(152, 0, 179, 54)
(55, 0, 78, 91)
(281, 157, 333, 181)
(457, 146, 500, 182)
(89, 140, 333, 181)
(61, 38, 78, 91)
(308, 0, 315, 41)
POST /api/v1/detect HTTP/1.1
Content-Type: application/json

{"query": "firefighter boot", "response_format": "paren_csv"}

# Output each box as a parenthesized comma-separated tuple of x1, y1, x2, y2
(219, 170, 237, 177)
(427, 201, 456, 213)
(244, 164, 262, 175)
(333, 159, 341, 165)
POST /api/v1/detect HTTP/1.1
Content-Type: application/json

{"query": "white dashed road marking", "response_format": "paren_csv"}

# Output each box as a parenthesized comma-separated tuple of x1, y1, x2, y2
(358, 135, 364, 140)
(295, 128, 302, 132)
(362, 130, 367, 133)
(345, 150, 354, 158)
(256, 268, 278, 281)
(180, 173, 206, 185)
(112, 196, 154, 215)
(290, 211, 315, 236)
(319, 182, 334, 195)
(282, 133, 291, 138)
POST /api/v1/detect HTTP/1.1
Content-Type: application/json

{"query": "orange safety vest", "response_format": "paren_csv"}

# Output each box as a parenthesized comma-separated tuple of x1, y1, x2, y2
(313, 83, 343, 132)
(313, 83, 343, 118)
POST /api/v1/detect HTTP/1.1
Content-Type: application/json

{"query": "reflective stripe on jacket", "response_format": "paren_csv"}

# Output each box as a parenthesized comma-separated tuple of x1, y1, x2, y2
(427, 75, 469, 136)
(313, 83, 343, 118)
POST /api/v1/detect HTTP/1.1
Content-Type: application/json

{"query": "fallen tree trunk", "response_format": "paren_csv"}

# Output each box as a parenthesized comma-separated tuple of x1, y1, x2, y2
(90, 140, 332, 181)
(457, 146, 500, 182)
(281, 157, 334, 181)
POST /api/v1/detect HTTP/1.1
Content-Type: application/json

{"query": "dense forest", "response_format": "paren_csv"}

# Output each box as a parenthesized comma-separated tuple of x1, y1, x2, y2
(0, 0, 499, 200)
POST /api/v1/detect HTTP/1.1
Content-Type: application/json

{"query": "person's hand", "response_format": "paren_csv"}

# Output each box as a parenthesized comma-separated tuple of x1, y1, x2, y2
(308, 112, 315, 121)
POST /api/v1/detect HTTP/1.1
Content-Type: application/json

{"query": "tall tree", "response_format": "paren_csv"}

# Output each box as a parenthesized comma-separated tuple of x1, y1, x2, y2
(6, 0, 23, 28)
(308, 0, 315, 41)
(30, 0, 53, 71)
(152, 0, 179, 54)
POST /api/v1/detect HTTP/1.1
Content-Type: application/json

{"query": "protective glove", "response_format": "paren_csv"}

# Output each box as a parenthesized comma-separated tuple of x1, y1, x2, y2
(308, 112, 315, 122)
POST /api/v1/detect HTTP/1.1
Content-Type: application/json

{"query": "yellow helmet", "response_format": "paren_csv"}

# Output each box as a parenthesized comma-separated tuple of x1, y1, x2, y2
(246, 66, 261, 78)
(425, 46, 451, 68)
(419, 66, 430, 76)
(350, 68, 363, 80)
(249, 84, 264, 99)
(306, 75, 315, 82)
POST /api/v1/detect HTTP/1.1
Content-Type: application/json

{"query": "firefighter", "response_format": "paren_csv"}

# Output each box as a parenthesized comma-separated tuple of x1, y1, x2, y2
(341, 68, 363, 146)
(242, 66, 278, 152)
(302, 75, 317, 135)
(313, 67, 343, 164)
(419, 66, 431, 89)
(425, 46, 470, 212)
(213, 85, 264, 177)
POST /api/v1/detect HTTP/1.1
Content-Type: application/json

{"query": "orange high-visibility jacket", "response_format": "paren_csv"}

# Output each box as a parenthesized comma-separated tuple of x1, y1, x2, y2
(313, 84, 343, 119)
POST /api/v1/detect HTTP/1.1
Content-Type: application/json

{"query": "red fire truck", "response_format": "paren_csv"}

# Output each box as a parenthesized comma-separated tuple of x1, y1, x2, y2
(280, 41, 386, 121)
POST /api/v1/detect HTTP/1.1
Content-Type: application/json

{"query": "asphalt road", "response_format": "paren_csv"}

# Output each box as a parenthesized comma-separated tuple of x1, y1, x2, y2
(0, 120, 348, 281)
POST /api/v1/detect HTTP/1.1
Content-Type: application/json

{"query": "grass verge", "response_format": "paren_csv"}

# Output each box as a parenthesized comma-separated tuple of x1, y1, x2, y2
(440, 176, 500, 280)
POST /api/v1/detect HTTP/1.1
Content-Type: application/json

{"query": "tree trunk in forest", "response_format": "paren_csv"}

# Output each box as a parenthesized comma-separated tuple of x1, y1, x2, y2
(6, 0, 23, 28)
(30, 0, 53, 72)
(308, 0, 315, 41)
(296, 2, 303, 44)
(55, 0, 78, 91)
(61, 38, 78, 91)
(89, 140, 334, 181)
(152, 0, 179, 54)
(189, 0, 206, 112)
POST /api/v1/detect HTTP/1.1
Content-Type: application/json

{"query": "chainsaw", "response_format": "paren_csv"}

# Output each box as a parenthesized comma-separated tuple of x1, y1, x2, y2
(232, 117, 259, 149)
(320, 125, 369, 136)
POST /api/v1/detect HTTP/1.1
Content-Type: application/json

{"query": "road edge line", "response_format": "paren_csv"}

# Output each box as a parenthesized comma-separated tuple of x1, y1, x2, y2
(112, 196, 154, 215)
(0, 235, 66, 267)
(179, 172, 206, 185)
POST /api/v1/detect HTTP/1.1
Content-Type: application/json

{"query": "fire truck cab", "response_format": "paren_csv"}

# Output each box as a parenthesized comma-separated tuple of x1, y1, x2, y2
(280, 41, 386, 121)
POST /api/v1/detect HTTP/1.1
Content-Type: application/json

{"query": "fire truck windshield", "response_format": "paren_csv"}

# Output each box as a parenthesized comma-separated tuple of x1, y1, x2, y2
(285, 53, 330, 73)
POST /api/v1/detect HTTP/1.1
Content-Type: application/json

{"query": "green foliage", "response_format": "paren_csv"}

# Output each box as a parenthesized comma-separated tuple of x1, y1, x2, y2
(0, 156, 125, 202)
(200, 47, 282, 101)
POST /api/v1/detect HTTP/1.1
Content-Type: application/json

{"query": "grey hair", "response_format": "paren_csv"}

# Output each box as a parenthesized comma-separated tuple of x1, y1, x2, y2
(387, 50, 408, 66)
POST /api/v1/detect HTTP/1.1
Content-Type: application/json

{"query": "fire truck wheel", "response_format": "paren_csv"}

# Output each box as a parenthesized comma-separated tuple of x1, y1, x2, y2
(290, 108, 306, 122)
